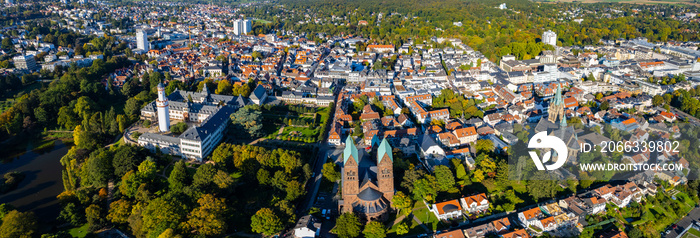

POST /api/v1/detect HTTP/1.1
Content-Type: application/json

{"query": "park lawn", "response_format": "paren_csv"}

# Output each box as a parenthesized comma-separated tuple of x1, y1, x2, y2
(687, 227, 700, 237)
(386, 215, 427, 238)
(317, 107, 331, 122)
(413, 207, 446, 231)
(68, 224, 89, 238)
(412, 200, 427, 210)
(281, 126, 319, 139)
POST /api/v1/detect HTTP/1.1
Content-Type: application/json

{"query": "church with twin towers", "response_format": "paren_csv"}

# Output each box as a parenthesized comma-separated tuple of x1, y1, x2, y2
(339, 136, 395, 221)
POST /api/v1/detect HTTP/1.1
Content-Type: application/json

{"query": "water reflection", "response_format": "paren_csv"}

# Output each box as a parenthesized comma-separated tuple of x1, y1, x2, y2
(0, 140, 68, 222)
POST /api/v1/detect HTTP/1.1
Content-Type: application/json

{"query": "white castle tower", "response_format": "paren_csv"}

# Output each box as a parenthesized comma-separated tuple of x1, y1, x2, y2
(156, 83, 170, 132)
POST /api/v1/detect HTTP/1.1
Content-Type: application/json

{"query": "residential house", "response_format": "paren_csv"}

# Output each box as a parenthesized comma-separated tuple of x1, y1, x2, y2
(293, 215, 321, 238)
(460, 193, 489, 215)
(431, 199, 464, 221)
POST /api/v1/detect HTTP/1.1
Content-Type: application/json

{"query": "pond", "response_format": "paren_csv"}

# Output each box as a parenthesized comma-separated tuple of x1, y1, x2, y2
(0, 140, 69, 222)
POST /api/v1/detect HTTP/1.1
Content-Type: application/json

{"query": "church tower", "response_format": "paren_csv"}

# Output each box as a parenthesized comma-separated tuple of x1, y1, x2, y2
(342, 136, 359, 210)
(157, 83, 170, 132)
(377, 138, 394, 202)
(548, 84, 564, 123)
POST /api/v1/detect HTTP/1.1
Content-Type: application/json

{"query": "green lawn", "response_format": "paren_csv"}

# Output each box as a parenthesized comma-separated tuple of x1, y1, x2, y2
(280, 126, 319, 139)
(386, 215, 427, 238)
(413, 207, 447, 231)
(682, 227, 700, 238)
(68, 224, 89, 238)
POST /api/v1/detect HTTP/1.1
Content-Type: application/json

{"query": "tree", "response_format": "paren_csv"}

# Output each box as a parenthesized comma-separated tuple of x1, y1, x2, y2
(628, 227, 644, 238)
(59, 202, 84, 226)
(124, 98, 142, 117)
(600, 101, 610, 111)
(250, 208, 283, 236)
(0, 204, 13, 220)
(185, 194, 228, 236)
(168, 160, 187, 192)
(216, 80, 233, 95)
(112, 145, 142, 178)
(157, 229, 183, 238)
(527, 171, 558, 202)
(82, 149, 113, 187)
(285, 180, 305, 201)
(231, 105, 264, 137)
(107, 199, 132, 224)
(164, 80, 184, 95)
(322, 162, 340, 182)
(334, 212, 361, 238)
(170, 122, 188, 134)
(400, 167, 424, 193)
(475, 139, 494, 154)
(433, 165, 455, 192)
(363, 221, 386, 238)
(652, 95, 664, 106)
(391, 191, 412, 215)
(192, 163, 217, 191)
(1, 38, 12, 50)
(412, 175, 438, 203)
(142, 197, 185, 238)
(396, 221, 409, 235)
(85, 204, 103, 231)
(251, 51, 263, 60)
(0, 210, 38, 238)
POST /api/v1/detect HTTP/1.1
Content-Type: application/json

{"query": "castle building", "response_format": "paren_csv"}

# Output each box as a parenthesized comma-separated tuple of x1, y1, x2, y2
(137, 83, 251, 161)
(339, 136, 395, 221)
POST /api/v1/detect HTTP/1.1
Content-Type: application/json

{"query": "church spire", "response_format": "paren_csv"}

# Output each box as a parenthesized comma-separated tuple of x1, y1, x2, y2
(548, 83, 565, 123)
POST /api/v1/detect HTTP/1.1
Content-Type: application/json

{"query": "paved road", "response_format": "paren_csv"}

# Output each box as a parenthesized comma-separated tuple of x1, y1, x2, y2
(671, 107, 700, 127)
(301, 92, 339, 212)
(664, 207, 700, 238)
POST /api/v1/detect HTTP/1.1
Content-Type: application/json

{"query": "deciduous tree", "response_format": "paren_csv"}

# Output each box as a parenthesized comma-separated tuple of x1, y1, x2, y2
(334, 212, 361, 238)
(185, 194, 228, 236)
(0, 210, 38, 238)
(250, 208, 283, 236)
(363, 221, 386, 238)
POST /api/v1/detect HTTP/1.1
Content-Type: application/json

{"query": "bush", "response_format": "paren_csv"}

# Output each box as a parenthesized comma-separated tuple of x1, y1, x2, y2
(0, 172, 25, 194)
(142, 120, 151, 128)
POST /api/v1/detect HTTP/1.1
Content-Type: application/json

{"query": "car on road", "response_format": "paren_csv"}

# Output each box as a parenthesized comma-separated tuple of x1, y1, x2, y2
(672, 224, 678, 229)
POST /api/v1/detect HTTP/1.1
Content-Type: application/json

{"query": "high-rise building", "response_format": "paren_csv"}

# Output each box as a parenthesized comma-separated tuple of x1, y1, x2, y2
(13, 55, 37, 71)
(543, 30, 557, 47)
(156, 83, 170, 132)
(233, 19, 252, 35)
(136, 29, 149, 52)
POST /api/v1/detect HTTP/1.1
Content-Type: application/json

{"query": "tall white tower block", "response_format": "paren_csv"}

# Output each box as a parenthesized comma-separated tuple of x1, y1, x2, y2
(137, 30, 149, 52)
(542, 30, 557, 47)
(156, 83, 170, 132)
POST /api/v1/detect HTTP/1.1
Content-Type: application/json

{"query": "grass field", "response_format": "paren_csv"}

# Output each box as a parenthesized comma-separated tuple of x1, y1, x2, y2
(537, 0, 700, 6)
(68, 224, 89, 238)
(682, 228, 700, 238)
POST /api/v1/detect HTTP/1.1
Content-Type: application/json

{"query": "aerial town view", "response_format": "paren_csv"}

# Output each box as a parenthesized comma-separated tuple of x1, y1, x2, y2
(4, 0, 700, 238)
